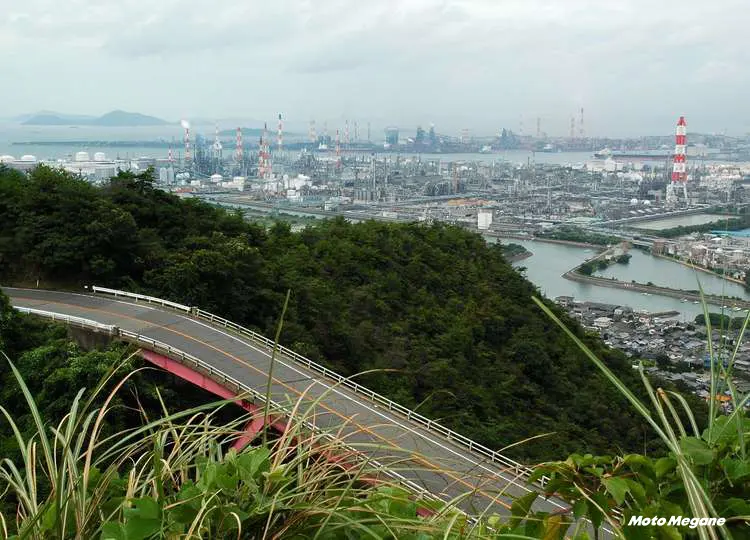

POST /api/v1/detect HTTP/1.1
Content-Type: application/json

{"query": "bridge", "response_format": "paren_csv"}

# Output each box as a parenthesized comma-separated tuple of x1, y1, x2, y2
(5, 286, 574, 523)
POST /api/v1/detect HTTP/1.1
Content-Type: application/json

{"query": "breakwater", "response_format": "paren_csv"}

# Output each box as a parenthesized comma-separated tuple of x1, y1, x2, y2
(563, 270, 750, 310)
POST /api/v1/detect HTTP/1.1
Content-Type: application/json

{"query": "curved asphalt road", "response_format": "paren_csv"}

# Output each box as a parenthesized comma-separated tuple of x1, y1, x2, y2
(5, 287, 571, 521)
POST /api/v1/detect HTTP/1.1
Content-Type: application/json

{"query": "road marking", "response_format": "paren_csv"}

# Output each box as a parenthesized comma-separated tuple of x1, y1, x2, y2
(183, 315, 554, 505)
(11, 296, 526, 512)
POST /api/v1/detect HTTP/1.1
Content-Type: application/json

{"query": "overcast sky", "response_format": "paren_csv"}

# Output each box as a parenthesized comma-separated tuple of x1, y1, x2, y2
(1, 0, 748, 137)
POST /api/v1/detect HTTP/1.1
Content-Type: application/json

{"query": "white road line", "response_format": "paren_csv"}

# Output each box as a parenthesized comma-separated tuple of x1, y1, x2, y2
(180, 314, 565, 509)
(10, 293, 566, 512)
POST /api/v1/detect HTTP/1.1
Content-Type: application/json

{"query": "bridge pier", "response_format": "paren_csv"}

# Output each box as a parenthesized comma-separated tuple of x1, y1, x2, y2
(68, 326, 114, 351)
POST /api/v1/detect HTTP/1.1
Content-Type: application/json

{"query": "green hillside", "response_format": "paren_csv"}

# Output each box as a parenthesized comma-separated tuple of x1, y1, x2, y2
(0, 165, 698, 461)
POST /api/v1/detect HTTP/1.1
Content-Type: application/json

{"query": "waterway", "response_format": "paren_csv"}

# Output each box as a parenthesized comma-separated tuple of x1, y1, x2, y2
(595, 249, 750, 300)
(489, 238, 742, 321)
(633, 214, 731, 231)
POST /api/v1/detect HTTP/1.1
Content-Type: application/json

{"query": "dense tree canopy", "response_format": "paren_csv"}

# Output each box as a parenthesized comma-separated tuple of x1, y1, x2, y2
(0, 165, 703, 460)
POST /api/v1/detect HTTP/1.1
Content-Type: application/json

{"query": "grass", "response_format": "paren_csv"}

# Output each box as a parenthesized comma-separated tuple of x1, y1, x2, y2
(531, 271, 750, 539)
(0, 349, 495, 539)
(5, 268, 748, 538)
(0, 299, 571, 539)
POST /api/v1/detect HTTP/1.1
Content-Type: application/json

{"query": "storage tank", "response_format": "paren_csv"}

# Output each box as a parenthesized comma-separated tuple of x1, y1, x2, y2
(210, 174, 222, 183)
(0, 155, 15, 163)
(94, 152, 107, 162)
(75, 152, 90, 162)
(20, 155, 37, 162)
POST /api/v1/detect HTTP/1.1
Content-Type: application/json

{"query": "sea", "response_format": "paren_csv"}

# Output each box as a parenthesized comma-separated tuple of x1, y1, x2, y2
(0, 123, 595, 165)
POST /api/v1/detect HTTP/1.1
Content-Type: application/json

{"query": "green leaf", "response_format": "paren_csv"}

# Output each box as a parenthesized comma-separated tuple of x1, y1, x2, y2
(624, 478, 648, 506)
(40, 501, 58, 532)
(125, 497, 160, 521)
(588, 492, 610, 530)
(511, 491, 538, 518)
(542, 514, 570, 540)
(720, 497, 750, 516)
(721, 458, 750, 482)
(679, 437, 714, 465)
(654, 457, 676, 478)
(509, 491, 538, 529)
(124, 517, 161, 540)
(237, 446, 271, 481)
(623, 454, 655, 478)
(572, 499, 587, 520)
(215, 468, 238, 491)
(602, 477, 630, 505)
(100, 522, 126, 540)
(656, 526, 682, 540)
(123, 497, 162, 540)
(262, 464, 288, 487)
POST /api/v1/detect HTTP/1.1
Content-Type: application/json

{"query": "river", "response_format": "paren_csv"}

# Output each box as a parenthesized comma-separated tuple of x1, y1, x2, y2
(489, 238, 744, 321)
(634, 214, 732, 231)
(595, 249, 749, 300)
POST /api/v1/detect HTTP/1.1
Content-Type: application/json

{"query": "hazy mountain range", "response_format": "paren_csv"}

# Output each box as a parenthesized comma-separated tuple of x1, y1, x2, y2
(17, 110, 171, 127)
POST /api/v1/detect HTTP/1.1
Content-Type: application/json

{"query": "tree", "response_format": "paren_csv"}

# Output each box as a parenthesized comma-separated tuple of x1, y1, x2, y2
(579, 262, 594, 275)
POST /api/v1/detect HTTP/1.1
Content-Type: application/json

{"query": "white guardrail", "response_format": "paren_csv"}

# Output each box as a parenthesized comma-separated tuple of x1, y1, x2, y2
(15, 306, 461, 516)
(90, 286, 548, 488)
(15, 306, 118, 333)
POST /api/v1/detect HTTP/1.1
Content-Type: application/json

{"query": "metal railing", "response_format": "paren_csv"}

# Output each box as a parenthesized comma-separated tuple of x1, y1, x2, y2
(193, 306, 540, 483)
(16, 306, 460, 517)
(92, 286, 191, 313)
(90, 287, 551, 488)
(15, 306, 118, 334)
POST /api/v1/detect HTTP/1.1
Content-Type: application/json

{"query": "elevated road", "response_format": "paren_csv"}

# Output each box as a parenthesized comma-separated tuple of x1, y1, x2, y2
(4, 287, 571, 522)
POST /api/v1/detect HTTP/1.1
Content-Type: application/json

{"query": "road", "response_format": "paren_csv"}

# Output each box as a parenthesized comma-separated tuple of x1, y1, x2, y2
(4, 287, 571, 521)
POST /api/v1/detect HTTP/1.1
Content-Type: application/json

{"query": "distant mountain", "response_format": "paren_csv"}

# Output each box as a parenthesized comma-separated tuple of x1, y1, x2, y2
(14, 111, 96, 124)
(90, 110, 170, 127)
(21, 110, 170, 127)
(21, 114, 71, 126)
(219, 127, 265, 137)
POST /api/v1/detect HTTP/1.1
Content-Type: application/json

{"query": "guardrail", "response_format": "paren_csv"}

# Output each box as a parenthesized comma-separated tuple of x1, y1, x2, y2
(195, 306, 539, 479)
(92, 286, 191, 313)
(15, 307, 118, 334)
(89, 286, 548, 488)
(16, 307, 459, 517)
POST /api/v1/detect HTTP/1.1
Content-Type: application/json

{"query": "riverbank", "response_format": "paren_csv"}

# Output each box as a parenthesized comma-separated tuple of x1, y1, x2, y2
(652, 252, 747, 286)
(563, 270, 750, 310)
(507, 251, 533, 263)
(486, 232, 606, 250)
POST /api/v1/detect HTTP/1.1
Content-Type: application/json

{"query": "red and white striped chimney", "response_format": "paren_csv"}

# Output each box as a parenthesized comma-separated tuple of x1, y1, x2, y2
(671, 116, 687, 183)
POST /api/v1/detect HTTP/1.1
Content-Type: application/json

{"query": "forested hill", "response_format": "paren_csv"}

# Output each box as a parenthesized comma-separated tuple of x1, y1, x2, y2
(0, 165, 685, 460)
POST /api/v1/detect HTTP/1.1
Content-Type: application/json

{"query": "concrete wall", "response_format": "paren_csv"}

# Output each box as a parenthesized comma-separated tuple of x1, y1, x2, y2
(68, 327, 115, 351)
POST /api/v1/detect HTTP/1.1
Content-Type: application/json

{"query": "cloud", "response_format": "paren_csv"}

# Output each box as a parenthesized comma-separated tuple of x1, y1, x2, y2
(0, 0, 748, 136)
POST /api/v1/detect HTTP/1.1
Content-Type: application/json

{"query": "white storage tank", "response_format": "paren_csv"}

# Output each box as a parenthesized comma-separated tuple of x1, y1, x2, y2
(75, 152, 90, 162)
(94, 152, 107, 162)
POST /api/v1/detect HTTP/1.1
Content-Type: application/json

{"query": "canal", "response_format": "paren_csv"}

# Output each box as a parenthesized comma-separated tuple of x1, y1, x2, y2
(489, 238, 745, 321)
(633, 214, 731, 231)
(595, 249, 749, 300)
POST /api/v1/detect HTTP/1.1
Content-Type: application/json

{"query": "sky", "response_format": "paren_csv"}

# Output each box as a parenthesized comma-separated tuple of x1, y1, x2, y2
(1, 0, 748, 137)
